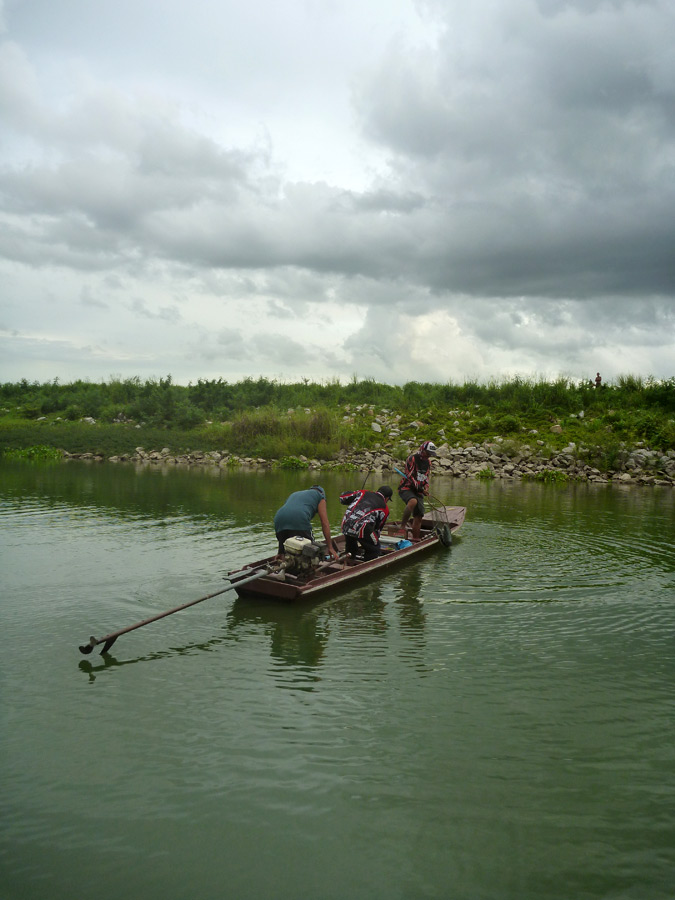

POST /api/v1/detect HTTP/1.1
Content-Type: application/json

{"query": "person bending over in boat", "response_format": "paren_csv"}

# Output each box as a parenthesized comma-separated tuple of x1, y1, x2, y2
(339, 484, 393, 560)
(273, 485, 339, 560)
(398, 440, 438, 541)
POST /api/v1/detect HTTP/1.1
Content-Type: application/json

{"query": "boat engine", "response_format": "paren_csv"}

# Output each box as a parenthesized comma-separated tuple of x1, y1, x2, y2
(283, 536, 323, 576)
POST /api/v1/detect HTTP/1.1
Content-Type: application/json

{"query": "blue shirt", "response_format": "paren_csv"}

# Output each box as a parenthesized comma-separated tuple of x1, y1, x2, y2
(274, 488, 325, 533)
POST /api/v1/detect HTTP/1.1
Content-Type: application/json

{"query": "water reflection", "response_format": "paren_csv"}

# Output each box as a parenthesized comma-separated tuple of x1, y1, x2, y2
(393, 564, 427, 634)
(225, 578, 427, 689)
(227, 599, 328, 675)
(320, 581, 388, 627)
(5, 462, 675, 900)
(225, 566, 432, 663)
(0, 458, 290, 532)
(75, 568, 434, 686)
(76, 630, 240, 682)
(75, 552, 451, 687)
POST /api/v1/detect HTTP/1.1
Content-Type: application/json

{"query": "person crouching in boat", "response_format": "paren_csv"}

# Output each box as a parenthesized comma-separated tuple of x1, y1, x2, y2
(274, 485, 339, 561)
(398, 440, 438, 541)
(339, 484, 393, 560)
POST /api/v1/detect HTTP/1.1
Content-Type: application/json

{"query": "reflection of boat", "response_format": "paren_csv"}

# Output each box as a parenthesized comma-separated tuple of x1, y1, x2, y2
(227, 599, 329, 670)
(227, 506, 466, 602)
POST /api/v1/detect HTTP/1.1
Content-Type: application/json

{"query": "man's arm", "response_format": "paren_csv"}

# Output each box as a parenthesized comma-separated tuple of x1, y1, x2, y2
(339, 489, 360, 506)
(405, 454, 423, 492)
(317, 499, 339, 559)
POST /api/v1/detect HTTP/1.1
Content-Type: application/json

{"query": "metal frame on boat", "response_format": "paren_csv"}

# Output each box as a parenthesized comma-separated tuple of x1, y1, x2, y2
(228, 505, 466, 601)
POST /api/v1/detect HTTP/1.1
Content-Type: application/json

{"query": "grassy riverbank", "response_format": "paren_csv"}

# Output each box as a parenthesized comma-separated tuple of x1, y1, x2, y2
(1, 375, 674, 467)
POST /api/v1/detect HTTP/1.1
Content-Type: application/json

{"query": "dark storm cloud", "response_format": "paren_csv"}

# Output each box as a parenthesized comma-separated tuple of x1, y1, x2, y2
(2, 0, 673, 305)
(353, 0, 675, 299)
(0, 0, 672, 384)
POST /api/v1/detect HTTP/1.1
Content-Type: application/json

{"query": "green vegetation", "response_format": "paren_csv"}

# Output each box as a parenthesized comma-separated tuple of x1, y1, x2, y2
(1, 374, 674, 463)
(2, 445, 63, 462)
(277, 456, 310, 470)
(522, 470, 573, 484)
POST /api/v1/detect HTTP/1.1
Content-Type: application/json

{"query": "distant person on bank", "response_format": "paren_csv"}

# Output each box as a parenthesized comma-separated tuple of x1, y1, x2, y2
(339, 484, 393, 560)
(273, 485, 339, 560)
(398, 441, 438, 541)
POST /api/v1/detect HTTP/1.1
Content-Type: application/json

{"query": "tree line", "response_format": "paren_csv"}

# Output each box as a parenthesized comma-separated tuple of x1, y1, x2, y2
(2, 374, 674, 429)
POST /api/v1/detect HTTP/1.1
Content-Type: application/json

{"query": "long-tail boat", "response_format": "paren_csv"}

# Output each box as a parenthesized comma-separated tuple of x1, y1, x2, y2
(228, 505, 466, 602)
(78, 506, 466, 654)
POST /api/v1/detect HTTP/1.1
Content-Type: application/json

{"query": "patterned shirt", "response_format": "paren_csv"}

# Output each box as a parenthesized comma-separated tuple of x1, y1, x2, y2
(339, 489, 390, 539)
(399, 452, 431, 495)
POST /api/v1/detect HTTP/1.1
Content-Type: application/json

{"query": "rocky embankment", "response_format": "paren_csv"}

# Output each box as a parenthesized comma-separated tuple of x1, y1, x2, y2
(63, 439, 675, 487)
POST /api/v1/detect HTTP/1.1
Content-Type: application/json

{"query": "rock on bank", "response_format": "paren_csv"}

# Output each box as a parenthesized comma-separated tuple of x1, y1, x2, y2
(62, 441, 675, 487)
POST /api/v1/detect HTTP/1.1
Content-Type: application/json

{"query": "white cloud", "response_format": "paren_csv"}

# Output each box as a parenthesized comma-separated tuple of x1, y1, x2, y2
(0, 0, 673, 386)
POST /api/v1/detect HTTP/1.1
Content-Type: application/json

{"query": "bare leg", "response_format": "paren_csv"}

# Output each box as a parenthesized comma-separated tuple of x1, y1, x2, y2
(400, 497, 418, 532)
(411, 516, 422, 541)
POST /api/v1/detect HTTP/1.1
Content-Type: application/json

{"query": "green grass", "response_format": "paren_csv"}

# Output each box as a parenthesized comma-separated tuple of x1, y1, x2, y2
(2, 445, 63, 462)
(1, 375, 673, 464)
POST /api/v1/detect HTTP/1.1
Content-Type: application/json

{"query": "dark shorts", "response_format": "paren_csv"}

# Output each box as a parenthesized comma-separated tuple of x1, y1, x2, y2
(276, 529, 313, 554)
(398, 489, 425, 518)
(344, 532, 380, 560)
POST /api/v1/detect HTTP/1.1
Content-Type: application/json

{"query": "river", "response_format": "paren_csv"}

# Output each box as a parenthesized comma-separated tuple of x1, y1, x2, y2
(1, 460, 674, 900)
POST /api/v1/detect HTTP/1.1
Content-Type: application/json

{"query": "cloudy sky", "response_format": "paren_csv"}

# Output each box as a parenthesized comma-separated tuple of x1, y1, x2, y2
(1, 0, 673, 387)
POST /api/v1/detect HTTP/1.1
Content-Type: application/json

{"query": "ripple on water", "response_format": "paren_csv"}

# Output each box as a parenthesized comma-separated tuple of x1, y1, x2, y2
(2, 473, 674, 900)
(434, 515, 673, 607)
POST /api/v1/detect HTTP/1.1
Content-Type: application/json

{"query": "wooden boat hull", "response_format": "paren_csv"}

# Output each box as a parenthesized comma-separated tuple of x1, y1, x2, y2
(228, 506, 466, 602)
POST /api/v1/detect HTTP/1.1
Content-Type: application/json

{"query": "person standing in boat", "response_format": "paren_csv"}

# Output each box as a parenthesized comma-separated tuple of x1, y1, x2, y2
(273, 485, 339, 560)
(398, 440, 438, 541)
(339, 484, 393, 560)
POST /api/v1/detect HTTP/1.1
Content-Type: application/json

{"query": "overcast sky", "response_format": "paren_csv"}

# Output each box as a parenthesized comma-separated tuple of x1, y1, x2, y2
(1, 0, 673, 387)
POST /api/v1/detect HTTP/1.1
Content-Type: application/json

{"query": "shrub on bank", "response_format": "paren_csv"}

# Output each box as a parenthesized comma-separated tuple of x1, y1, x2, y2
(3, 445, 63, 462)
(523, 470, 572, 484)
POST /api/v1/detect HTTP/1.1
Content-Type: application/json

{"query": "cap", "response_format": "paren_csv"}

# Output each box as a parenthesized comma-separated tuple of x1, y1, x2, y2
(310, 485, 326, 499)
(420, 440, 438, 456)
(377, 485, 393, 499)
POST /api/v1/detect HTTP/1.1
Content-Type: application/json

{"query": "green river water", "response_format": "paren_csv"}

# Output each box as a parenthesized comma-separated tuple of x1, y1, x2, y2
(1, 460, 674, 900)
